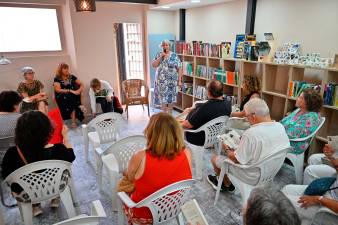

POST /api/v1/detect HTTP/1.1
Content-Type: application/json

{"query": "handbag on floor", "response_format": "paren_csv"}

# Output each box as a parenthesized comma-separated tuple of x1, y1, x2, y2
(304, 177, 337, 196)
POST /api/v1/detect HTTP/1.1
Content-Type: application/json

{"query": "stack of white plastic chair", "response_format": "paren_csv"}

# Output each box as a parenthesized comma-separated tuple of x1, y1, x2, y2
(184, 116, 228, 179)
(53, 200, 106, 225)
(214, 147, 291, 206)
(285, 117, 325, 184)
(81, 112, 123, 168)
(5, 160, 77, 225)
(117, 179, 194, 225)
(97, 135, 146, 210)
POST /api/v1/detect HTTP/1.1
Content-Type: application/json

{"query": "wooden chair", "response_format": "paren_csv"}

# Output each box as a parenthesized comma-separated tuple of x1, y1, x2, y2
(122, 79, 150, 119)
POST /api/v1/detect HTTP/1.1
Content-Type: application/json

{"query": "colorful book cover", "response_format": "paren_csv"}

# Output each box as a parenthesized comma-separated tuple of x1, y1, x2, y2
(227, 71, 235, 84)
(335, 85, 338, 107)
(288, 81, 294, 97)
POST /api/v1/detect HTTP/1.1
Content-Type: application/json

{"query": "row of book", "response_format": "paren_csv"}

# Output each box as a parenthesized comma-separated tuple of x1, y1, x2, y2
(213, 71, 240, 85)
(195, 65, 220, 79)
(195, 86, 207, 100)
(182, 62, 193, 76)
(181, 82, 193, 95)
(323, 83, 338, 107)
(288, 81, 316, 98)
(175, 41, 231, 58)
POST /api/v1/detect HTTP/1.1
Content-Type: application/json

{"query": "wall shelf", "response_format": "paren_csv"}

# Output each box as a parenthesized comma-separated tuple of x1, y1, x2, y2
(174, 53, 338, 154)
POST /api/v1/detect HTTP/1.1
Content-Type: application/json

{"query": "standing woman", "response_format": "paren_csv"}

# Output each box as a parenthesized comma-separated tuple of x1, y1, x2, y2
(17, 67, 48, 113)
(53, 63, 84, 128)
(152, 40, 182, 114)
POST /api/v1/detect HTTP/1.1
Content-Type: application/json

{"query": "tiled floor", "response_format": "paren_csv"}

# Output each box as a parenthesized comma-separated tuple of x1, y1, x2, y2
(0, 106, 296, 225)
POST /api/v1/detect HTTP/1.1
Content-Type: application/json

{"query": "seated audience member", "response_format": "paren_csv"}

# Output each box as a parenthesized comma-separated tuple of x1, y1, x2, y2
(282, 166, 338, 225)
(53, 63, 85, 128)
(207, 98, 290, 192)
(17, 67, 47, 113)
(244, 186, 300, 225)
(280, 88, 322, 155)
(0, 91, 22, 162)
(123, 112, 192, 224)
(181, 80, 231, 146)
(1, 111, 76, 216)
(89, 78, 123, 116)
(231, 75, 261, 118)
(303, 143, 337, 185)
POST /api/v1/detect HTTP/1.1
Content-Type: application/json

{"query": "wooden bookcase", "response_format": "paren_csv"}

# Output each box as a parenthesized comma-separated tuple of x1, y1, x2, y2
(176, 53, 338, 154)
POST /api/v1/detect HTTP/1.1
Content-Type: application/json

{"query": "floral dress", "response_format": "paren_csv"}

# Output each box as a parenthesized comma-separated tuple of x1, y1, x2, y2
(280, 108, 321, 154)
(153, 52, 181, 106)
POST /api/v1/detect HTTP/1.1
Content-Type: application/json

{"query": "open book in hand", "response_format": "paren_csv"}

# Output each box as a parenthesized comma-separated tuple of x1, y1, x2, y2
(219, 130, 241, 150)
(181, 199, 209, 225)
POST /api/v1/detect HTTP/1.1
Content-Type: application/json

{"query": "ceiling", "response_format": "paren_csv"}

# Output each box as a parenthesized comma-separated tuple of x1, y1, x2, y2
(151, 0, 236, 10)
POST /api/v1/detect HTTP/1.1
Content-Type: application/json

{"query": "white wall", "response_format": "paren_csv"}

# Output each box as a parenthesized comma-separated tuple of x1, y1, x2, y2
(68, 1, 146, 107)
(185, 0, 247, 43)
(255, 0, 338, 58)
(147, 10, 176, 34)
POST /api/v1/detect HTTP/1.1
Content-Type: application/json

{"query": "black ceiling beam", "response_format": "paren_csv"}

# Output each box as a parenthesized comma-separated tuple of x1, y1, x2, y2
(245, 0, 257, 34)
(97, 0, 157, 4)
(179, 9, 185, 41)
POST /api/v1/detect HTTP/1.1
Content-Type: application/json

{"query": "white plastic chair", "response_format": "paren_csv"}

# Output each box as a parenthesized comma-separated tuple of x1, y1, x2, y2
(117, 179, 194, 225)
(53, 200, 106, 225)
(184, 116, 228, 179)
(81, 112, 123, 166)
(0, 136, 17, 208)
(98, 135, 147, 210)
(214, 147, 291, 206)
(4, 160, 77, 225)
(285, 117, 325, 184)
(311, 207, 338, 225)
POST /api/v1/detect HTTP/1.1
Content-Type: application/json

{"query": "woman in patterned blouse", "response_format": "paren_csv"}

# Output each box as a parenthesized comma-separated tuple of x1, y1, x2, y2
(280, 88, 323, 154)
(17, 67, 48, 113)
(152, 40, 182, 114)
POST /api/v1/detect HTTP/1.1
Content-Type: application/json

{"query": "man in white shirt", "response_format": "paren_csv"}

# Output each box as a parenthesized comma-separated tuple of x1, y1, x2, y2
(89, 78, 123, 116)
(207, 98, 290, 192)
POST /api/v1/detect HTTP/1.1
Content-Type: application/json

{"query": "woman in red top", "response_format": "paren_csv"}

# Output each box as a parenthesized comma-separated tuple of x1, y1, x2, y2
(124, 112, 192, 224)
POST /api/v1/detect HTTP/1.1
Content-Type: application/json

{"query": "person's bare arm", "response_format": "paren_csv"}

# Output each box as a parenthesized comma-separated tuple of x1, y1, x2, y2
(178, 68, 183, 87)
(181, 120, 193, 129)
(230, 111, 246, 118)
(126, 150, 145, 182)
(299, 196, 338, 213)
(62, 125, 72, 148)
(54, 82, 70, 94)
(226, 149, 239, 163)
(152, 52, 165, 68)
(74, 79, 84, 94)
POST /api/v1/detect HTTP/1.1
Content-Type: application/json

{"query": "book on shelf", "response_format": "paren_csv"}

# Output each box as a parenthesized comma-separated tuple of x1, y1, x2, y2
(221, 42, 231, 58)
(183, 61, 194, 76)
(195, 85, 207, 100)
(182, 82, 193, 95)
(212, 70, 239, 85)
(288, 81, 318, 98)
(324, 83, 338, 107)
(175, 41, 231, 58)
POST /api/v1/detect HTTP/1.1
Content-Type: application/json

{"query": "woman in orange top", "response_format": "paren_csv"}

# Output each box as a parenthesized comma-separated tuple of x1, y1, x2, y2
(124, 112, 192, 224)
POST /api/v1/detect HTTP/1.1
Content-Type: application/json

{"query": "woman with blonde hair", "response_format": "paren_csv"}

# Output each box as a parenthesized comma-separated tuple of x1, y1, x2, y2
(123, 112, 192, 224)
(53, 63, 85, 128)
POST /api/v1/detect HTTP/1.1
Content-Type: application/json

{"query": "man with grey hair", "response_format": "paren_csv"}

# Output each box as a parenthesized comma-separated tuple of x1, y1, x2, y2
(207, 98, 290, 192)
(244, 186, 300, 225)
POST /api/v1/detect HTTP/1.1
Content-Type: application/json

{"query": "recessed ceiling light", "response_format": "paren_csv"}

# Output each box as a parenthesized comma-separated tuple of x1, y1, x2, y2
(161, 6, 171, 9)
(191, 0, 201, 3)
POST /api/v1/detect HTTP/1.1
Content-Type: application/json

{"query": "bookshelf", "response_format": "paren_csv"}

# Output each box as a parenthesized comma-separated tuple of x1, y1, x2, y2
(176, 53, 338, 154)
